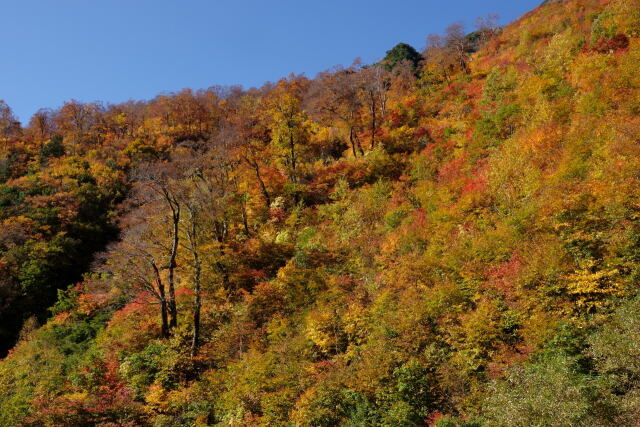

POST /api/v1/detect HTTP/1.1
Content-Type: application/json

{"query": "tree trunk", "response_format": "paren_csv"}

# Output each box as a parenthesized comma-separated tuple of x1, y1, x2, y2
(167, 202, 180, 330)
(349, 127, 357, 158)
(355, 132, 365, 156)
(370, 92, 377, 149)
(159, 297, 169, 339)
(241, 196, 250, 235)
(189, 220, 202, 357)
(248, 157, 271, 209)
(289, 129, 297, 183)
(152, 262, 170, 338)
(380, 89, 388, 118)
(190, 261, 201, 356)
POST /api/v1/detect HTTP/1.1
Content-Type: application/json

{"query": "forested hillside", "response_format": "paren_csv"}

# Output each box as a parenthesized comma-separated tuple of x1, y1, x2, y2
(2, 0, 640, 425)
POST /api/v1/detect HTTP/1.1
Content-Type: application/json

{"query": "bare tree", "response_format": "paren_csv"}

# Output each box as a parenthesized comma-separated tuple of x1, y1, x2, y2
(100, 219, 172, 338)
(28, 108, 56, 144)
(445, 23, 471, 74)
(358, 64, 389, 149)
(306, 62, 365, 157)
(386, 59, 418, 99)
(475, 14, 501, 45)
(0, 101, 20, 140)
(179, 186, 203, 356)
(132, 161, 183, 330)
(423, 34, 452, 84)
(228, 95, 273, 209)
(173, 144, 240, 356)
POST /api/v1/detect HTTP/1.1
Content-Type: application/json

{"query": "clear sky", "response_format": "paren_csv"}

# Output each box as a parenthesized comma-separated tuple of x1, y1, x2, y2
(2, 0, 542, 123)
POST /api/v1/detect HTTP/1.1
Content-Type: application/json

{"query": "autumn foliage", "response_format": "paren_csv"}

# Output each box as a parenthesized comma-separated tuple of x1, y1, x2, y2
(2, 0, 640, 425)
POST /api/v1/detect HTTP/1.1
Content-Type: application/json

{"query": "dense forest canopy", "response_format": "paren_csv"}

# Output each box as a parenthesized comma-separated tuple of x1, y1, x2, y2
(2, 0, 640, 425)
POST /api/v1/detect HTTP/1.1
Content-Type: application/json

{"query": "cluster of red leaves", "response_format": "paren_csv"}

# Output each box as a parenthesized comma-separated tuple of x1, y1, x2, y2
(443, 82, 464, 96)
(108, 292, 156, 326)
(387, 110, 405, 128)
(427, 411, 445, 427)
(483, 253, 524, 300)
(465, 81, 484, 100)
(410, 208, 429, 231)
(413, 126, 431, 140)
(357, 127, 385, 143)
(438, 154, 468, 185)
(461, 174, 488, 195)
(269, 206, 287, 223)
(312, 161, 362, 193)
(586, 34, 630, 54)
(461, 161, 489, 195)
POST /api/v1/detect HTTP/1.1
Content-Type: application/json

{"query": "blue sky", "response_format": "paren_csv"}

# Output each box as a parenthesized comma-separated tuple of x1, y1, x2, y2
(2, 0, 541, 123)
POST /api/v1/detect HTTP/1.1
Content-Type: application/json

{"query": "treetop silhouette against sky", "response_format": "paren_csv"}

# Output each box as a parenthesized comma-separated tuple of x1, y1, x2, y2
(2, 0, 540, 121)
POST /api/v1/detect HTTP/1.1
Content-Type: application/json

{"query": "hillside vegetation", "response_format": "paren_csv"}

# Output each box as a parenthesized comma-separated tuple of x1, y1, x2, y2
(2, 0, 640, 425)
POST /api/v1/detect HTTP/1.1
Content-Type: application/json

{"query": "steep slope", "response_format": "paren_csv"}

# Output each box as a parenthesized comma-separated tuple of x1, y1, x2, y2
(2, 0, 640, 425)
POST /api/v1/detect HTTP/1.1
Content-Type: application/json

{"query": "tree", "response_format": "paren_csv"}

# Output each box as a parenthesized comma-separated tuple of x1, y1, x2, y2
(382, 43, 422, 73)
(230, 94, 274, 209)
(179, 181, 204, 356)
(174, 143, 241, 356)
(423, 34, 452, 85)
(445, 23, 472, 74)
(265, 77, 312, 186)
(0, 101, 20, 140)
(422, 23, 475, 85)
(28, 109, 56, 145)
(306, 63, 365, 157)
(358, 65, 389, 149)
(132, 161, 183, 330)
(102, 220, 172, 338)
(171, 89, 209, 139)
(56, 100, 101, 154)
(101, 102, 144, 140)
(475, 14, 501, 46)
